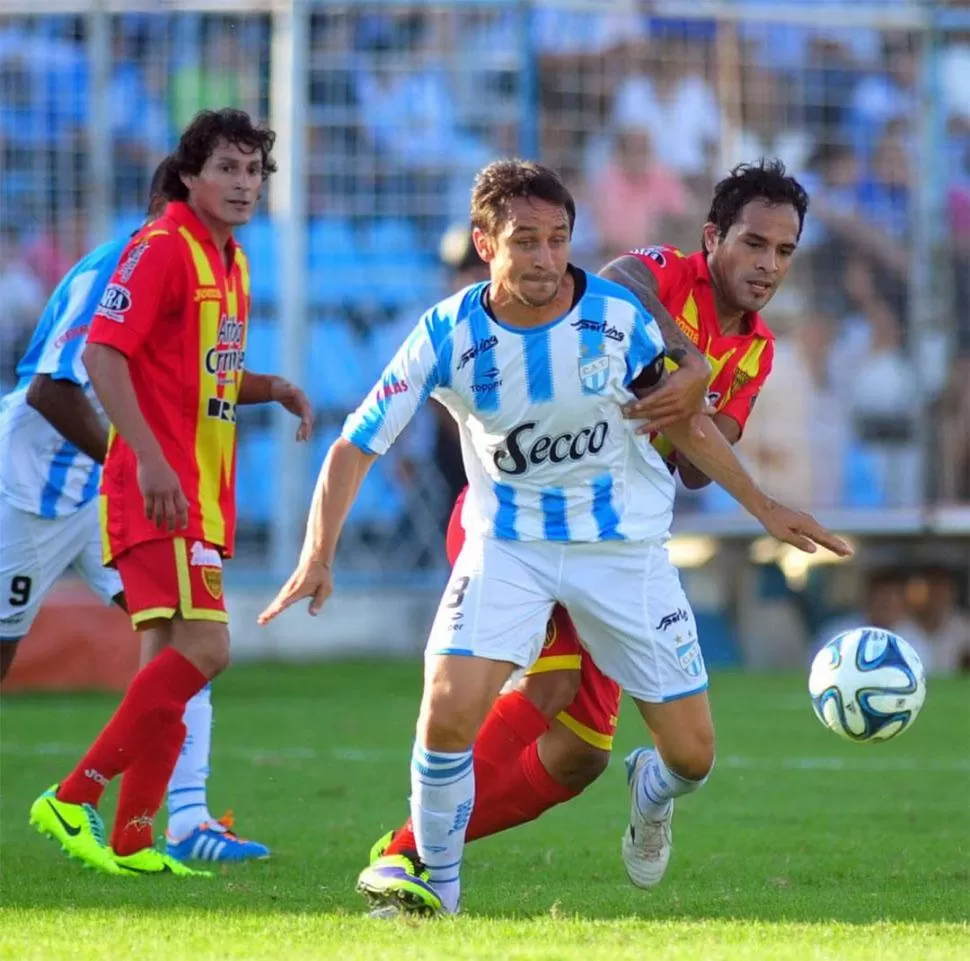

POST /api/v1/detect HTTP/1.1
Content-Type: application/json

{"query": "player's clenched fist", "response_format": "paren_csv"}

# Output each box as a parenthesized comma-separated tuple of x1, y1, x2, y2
(258, 558, 332, 624)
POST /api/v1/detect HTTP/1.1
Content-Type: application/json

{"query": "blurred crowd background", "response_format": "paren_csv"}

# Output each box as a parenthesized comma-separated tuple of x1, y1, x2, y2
(1, 1, 968, 673)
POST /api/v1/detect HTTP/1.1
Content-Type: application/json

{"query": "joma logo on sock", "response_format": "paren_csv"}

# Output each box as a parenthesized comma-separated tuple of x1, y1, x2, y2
(85, 768, 109, 787)
(448, 800, 473, 835)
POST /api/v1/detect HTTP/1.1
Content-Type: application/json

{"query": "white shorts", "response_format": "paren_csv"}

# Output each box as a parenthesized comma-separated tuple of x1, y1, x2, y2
(426, 536, 708, 703)
(0, 497, 122, 640)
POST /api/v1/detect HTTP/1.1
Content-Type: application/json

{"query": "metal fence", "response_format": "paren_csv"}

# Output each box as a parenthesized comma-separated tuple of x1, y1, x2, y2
(1, 0, 968, 580)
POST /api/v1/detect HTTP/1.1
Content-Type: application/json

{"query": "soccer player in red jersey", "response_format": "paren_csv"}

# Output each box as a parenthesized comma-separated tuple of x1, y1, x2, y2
(372, 160, 808, 892)
(29, 109, 314, 877)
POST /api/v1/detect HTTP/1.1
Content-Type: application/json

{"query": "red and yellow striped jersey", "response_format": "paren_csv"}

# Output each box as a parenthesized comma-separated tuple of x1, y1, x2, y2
(89, 201, 250, 564)
(628, 245, 775, 460)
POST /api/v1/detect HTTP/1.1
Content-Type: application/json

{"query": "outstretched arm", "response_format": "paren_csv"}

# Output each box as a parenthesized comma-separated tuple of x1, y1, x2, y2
(674, 412, 741, 489)
(663, 413, 852, 557)
(257, 438, 376, 624)
(258, 310, 442, 624)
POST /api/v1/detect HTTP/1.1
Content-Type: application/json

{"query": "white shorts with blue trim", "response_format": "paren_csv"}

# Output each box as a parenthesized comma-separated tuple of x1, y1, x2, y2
(0, 497, 122, 640)
(426, 534, 708, 703)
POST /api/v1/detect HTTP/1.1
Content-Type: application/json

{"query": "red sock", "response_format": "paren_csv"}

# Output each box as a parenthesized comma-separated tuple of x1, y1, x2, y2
(387, 690, 551, 856)
(111, 714, 187, 855)
(58, 648, 207, 807)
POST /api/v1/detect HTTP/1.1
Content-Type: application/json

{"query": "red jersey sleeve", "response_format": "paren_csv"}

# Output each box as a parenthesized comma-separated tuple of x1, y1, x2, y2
(88, 228, 181, 358)
(625, 246, 692, 303)
(719, 337, 774, 436)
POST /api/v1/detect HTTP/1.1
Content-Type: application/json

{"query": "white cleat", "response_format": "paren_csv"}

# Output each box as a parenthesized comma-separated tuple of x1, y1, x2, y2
(621, 747, 673, 888)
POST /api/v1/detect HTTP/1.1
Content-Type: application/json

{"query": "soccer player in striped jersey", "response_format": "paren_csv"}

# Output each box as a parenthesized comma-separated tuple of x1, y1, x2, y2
(2, 159, 284, 866)
(368, 161, 805, 894)
(260, 160, 849, 915)
(28, 109, 313, 877)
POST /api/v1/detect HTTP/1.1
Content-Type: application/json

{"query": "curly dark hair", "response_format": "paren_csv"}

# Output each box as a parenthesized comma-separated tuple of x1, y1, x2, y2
(161, 108, 277, 201)
(470, 159, 576, 237)
(707, 158, 809, 241)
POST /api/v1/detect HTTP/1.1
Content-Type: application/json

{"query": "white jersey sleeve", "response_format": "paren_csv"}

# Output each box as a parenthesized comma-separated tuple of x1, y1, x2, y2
(341, 310, 446, 456)
(622, 294, 666, 386)
(32, 268, 102, 386)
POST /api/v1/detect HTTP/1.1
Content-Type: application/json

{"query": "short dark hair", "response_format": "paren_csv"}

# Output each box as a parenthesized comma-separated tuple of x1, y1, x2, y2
(162, 108, 277, 202)
(707, 158, 810, 241)
(470, 160, 576, 237)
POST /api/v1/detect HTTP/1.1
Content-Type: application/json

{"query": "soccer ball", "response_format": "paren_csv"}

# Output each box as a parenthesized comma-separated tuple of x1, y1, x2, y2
(808, 628, 926, 743)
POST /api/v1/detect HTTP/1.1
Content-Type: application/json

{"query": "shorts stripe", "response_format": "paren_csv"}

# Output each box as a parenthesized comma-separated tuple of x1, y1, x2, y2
(555, 709, 614, 751)
(525, 654, 582, 676)
(660, 681, 709, 704)
(131, 606, 177, 626)
(173, 539, 229, 623)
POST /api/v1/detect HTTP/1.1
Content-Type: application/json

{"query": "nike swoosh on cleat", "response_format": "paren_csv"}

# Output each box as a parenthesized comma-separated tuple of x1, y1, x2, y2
(46, 801, 81, 837)
(119, 863, 172, 875)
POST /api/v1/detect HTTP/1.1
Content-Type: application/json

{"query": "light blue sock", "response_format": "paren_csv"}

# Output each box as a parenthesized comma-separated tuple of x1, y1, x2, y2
(167, 683, 214, 840)
(635, 749, 710, 821)
(410, 742, 474, 914)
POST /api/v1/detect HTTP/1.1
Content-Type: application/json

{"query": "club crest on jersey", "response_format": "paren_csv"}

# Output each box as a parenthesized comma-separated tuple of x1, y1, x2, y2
(578, 355, 610, 393)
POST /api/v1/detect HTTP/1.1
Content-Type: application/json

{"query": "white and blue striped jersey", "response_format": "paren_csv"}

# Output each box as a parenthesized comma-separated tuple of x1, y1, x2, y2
(0, 238, 127, 518)
(342, 268, 678, 543)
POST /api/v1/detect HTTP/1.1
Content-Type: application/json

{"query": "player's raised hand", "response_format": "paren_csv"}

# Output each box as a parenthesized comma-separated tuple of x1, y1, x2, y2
(756, 500, 853, 557)
(136, 451, 189, 532)
(272, 379, 315, 442)
(623, 364, 711, 436)
(258, 558, 332, 624)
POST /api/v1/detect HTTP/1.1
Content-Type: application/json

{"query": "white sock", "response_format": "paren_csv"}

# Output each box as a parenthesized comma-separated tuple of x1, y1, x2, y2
(635, 748, 711, 821)
(167, 683, 214, 840)
(410, 742, 474, 915)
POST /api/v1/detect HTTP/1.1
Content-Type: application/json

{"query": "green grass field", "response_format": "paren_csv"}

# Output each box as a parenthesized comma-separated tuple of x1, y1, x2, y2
(1, 662, 968, 960)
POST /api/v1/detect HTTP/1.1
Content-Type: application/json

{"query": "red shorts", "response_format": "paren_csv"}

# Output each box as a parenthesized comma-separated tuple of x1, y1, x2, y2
(115, 537, 228, 630)
(446, 489, 622, 750)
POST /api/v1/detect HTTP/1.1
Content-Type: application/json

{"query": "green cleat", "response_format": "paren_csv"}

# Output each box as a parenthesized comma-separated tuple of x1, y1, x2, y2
(113, 848, 213, 877)
(357, 854, 443, 917)
(29, 784, 124, 876)
(369, 830, 395, 865)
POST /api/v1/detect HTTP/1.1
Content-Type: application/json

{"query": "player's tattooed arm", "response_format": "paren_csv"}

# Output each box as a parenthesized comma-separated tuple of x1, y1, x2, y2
(599, 255, 708, 369)
(26, 374, 108, 463)
(602, 256, 711, 432)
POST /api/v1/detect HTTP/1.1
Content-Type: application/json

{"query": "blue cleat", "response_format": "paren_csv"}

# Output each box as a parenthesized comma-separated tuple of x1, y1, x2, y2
(165, 811, 270, 863)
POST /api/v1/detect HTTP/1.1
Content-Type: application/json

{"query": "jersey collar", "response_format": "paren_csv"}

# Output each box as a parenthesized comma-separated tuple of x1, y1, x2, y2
(164, 201, 239, 259)
(687, 250, 771, 340)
